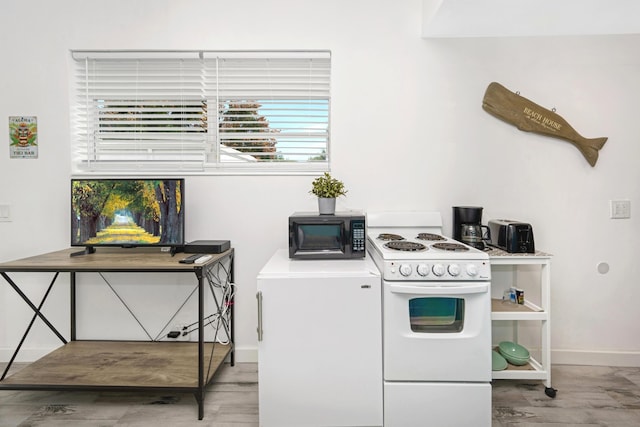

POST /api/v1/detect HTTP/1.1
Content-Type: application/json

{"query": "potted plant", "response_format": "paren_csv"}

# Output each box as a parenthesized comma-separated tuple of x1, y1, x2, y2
(310, 172, 347, 215)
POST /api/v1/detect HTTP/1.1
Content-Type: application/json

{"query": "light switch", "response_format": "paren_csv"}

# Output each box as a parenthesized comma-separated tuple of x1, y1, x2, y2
(0, 204, 10, 222)
(610, 200, 631, 219)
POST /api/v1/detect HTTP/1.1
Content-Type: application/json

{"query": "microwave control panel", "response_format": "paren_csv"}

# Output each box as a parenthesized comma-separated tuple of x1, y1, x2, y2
(352, 220, 366, 252)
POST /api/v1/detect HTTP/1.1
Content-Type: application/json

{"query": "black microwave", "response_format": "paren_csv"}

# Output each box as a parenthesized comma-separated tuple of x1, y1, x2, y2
(288, 212, 366, 259)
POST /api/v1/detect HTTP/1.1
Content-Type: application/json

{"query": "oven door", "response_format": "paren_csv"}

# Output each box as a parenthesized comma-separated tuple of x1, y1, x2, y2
(383, 281, 491, 382)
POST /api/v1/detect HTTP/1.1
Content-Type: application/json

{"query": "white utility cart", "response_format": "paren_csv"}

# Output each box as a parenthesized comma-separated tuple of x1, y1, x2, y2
(488, 248, 556, 398)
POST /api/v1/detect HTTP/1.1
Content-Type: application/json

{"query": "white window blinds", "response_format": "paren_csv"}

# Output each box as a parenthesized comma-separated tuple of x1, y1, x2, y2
(71, 50, 331, 174)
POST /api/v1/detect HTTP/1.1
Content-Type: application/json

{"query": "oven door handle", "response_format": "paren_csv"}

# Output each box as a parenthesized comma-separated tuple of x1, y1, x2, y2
(389, 283, 489, 295)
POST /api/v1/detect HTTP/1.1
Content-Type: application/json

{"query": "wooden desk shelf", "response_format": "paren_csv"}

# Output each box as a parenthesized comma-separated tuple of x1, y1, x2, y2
(2, 341, 231, 389)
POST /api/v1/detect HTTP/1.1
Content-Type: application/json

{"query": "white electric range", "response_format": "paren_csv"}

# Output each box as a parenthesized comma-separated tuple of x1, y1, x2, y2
(367, 211, 492, 427)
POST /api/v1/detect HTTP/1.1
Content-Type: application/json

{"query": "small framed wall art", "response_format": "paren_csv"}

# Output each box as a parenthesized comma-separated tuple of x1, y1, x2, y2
(9, 116, 38, 159)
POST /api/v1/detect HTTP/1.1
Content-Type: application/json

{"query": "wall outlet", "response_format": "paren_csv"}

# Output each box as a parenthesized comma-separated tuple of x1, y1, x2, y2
(610, 200, 631, 219)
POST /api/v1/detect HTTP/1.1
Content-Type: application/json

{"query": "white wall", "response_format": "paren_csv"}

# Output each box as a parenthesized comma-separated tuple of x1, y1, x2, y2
(1, 0, 639, 366)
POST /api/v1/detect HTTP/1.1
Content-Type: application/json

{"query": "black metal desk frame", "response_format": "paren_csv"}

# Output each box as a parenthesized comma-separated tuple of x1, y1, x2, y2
(0, 248, 235, 420)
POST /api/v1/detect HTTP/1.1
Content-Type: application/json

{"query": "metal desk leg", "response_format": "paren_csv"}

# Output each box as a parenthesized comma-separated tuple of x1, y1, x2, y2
(70, 272, 76, 341)
(230, 254, 235, 366)
(197, 267, 205, 420)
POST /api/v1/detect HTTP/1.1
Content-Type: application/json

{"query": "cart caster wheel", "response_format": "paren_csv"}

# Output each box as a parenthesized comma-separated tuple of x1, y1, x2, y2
(545, 387, 557, 398)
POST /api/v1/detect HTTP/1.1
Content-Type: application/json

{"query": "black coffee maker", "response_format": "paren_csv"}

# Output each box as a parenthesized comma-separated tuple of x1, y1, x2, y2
(452, 206, 490, 250)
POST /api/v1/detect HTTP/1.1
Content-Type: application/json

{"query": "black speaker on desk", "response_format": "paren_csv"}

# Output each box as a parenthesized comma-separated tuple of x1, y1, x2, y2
(184, 240, 231, 254)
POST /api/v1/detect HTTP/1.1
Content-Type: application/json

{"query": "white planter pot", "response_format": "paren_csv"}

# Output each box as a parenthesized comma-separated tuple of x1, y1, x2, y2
(318, 197, 336, 215)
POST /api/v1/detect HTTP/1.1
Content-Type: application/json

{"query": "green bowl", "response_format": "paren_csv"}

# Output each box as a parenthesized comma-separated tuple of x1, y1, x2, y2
(492, 350, 508, 371)
(498, 341, 530, 366)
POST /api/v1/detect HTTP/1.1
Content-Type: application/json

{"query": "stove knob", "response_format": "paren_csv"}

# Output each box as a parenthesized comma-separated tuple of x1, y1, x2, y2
(466, 264, 479, 277)
(416, 264, 430, 277)
(448, 264, 461, 276)
(432, 264, 445, 277)
(399, 264, 412, 277)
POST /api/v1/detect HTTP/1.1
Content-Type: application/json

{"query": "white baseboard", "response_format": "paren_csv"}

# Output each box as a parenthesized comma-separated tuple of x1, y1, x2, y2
(233, 346, 258, 363)
(1, 345, 259, 364)
(552, 349, 640, 367)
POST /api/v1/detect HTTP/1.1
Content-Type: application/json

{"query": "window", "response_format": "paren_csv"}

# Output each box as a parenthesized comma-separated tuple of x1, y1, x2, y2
(71, 51, 331, 174)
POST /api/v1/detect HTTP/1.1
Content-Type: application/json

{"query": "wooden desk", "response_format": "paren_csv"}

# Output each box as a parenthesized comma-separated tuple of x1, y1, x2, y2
(0, 247, 234, 420)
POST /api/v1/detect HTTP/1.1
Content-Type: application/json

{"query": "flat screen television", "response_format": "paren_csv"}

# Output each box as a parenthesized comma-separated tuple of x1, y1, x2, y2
(71, 178, 185, 253)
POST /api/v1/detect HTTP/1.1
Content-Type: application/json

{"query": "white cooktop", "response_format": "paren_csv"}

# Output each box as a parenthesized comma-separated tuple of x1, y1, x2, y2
(365, 212, 490, 281)
(366, 212, 488, 261)
(367, 227, 489, 262)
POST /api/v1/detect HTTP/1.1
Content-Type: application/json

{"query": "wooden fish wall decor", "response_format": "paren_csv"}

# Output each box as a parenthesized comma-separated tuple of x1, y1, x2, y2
(482, 82, 607, 167)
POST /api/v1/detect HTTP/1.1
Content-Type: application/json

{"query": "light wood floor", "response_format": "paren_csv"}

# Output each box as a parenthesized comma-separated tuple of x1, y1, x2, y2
(2, 362, 640, 426)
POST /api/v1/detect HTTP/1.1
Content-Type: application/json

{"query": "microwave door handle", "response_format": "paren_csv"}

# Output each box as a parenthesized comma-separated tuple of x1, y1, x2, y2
(342, 224, 349, 246)
(389, 283, 489, 295)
